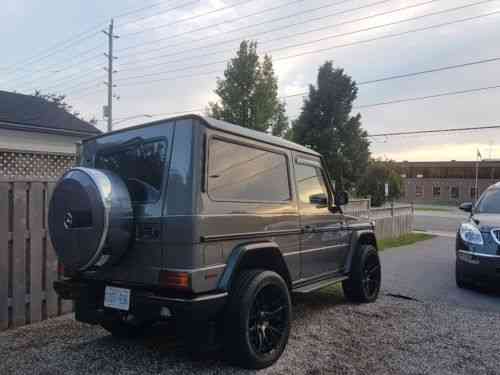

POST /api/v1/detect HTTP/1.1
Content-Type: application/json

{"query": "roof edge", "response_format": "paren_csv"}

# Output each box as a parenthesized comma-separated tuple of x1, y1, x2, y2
(0, 120, 100, 137)
(83, 114, 320, 156)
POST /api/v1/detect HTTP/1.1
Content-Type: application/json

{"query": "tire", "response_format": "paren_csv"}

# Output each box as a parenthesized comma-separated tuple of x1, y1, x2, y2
(342, 244, 381, 303)
(100, 318, 152, 339)
(224, 269, 291, 369)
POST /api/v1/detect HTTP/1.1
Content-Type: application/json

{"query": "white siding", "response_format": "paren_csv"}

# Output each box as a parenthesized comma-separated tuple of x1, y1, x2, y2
(0, 128, 83, 154)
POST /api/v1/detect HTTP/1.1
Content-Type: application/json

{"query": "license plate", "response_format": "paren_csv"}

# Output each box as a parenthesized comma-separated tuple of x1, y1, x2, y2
(104, 286, 130, 311)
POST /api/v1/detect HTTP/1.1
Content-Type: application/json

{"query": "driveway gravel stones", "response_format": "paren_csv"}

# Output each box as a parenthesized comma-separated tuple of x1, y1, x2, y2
(1, 290, 499, 375)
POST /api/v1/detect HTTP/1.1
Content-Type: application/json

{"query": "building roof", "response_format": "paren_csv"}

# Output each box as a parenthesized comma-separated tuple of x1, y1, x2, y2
(398, 160, 500, 167)
(85, 114, 320, 156)
(0, 90, 101, 136)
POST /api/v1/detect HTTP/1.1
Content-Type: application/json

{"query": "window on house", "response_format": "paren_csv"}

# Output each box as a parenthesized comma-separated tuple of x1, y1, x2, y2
(208, 139, 290, 202)
(450, 186, 459, 199)
(415, 185, 423, 198)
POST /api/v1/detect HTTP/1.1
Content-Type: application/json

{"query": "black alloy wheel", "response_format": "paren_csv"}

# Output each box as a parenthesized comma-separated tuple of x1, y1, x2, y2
(248, 284, 288, 355)
(225, 269, 291, 369)
(362, 251, 381, 300)
(342, 244, 381, 303)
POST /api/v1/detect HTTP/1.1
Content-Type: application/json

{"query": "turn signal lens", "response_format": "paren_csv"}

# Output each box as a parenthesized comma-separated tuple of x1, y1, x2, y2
(159, 271, 190, 290)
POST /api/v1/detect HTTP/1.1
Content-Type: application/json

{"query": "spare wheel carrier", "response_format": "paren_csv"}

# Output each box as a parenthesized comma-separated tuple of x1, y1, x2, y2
(48, 167, 133, 272)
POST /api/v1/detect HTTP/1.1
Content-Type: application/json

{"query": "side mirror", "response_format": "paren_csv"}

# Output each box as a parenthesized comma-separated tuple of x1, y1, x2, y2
(334, 191, 349, 207)
(459, 202, 473, 213)
(309, 193, 328, 207)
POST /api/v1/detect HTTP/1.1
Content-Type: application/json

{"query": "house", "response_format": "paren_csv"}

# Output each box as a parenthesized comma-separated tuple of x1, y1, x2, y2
(397, 160, 500, 204)
(0, 90, 101, 180)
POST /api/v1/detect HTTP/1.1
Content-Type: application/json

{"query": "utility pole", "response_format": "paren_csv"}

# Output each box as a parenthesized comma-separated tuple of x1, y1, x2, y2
(103, 19, 119, 132)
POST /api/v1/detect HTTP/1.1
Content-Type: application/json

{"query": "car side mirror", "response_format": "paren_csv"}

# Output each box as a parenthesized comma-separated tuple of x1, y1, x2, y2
(309, 193, 328, 207)
(334, 191, 349, 207)
(459, 202, 473, 213)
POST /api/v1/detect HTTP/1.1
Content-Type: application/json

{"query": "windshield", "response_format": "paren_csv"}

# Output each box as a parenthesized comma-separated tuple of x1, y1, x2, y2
(475, 188, 500, 214)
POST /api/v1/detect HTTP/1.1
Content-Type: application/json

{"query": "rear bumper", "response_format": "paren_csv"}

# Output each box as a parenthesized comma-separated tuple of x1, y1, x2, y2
(53, 279, 227, 324)
(456, 250, 500, 284)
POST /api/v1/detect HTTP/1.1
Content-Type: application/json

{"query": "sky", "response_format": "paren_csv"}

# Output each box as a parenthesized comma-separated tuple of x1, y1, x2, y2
(1, 0, 499, 161)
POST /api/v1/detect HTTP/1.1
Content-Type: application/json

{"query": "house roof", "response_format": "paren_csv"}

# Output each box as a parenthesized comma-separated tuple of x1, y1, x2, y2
(84, 114, 320, 157)
(0, 90, 101, 136)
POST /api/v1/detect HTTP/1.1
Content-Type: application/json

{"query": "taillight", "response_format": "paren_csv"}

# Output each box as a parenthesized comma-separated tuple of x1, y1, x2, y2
(159, 271, 190, 290)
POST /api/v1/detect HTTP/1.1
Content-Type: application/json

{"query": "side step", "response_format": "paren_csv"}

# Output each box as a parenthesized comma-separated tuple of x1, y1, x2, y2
(292, 275, 348, 294)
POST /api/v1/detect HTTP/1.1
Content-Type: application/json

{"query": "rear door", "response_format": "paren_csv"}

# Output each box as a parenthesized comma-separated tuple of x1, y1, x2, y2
(294, 156, 350, 279)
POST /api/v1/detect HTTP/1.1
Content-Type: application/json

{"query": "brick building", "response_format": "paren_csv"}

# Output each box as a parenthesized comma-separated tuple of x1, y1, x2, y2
(398, 160, 500, 205)
(0, 91, 100, 179)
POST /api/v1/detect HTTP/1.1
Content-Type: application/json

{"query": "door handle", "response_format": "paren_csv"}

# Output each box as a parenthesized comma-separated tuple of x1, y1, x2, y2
(303, 225, 315, 233)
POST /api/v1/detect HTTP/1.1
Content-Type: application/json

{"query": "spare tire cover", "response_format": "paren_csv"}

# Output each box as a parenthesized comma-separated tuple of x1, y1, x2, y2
(48, 167, 133, 272)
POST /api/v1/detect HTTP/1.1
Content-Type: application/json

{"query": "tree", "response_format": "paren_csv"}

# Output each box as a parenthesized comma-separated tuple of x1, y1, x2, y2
(33, 90, 97, 125)
(208, 41, 288, 134)
(358, 159, 402, 207)
(291, 61, 369, 190)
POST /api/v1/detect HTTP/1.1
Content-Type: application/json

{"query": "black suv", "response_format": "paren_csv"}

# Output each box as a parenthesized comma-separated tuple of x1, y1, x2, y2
(49, 115, 381, 369)
(457, 182, 500, 288)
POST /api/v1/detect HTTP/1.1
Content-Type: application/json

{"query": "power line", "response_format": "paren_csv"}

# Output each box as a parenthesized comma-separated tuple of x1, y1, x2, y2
(121, 0, 261, 37)
(115, 0, 199, 27)
(108, 82, 500, 122)
(354, 83, 500, 109)
(117, 0, 347, 55)
(4, 1, 200, 88)
(118, 0, 405, 71)
(370, 124, 500, 137)
(115, 1, 498, 83)
(12, 0, 338, 91)
(67, 7, 500, 98)
(1, 0, 197, 85)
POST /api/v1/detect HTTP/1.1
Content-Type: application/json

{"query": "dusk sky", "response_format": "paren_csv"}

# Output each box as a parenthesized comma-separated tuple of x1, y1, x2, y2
(1, 0, 499, 161)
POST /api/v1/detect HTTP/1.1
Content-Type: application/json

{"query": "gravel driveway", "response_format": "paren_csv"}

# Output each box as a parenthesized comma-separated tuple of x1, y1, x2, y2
(1, 290, 499, 375)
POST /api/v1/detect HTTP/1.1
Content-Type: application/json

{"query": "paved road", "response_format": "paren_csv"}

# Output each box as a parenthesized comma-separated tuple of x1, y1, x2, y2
(413, 210, 468, 235)
(381, 235, 500, 312)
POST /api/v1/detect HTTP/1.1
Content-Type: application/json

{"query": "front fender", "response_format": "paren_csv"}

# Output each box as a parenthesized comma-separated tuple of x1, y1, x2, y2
(344, 228, 377, 273)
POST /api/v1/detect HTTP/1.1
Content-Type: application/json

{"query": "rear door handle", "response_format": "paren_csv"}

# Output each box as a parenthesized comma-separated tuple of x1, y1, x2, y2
(303, 225, 315, 233)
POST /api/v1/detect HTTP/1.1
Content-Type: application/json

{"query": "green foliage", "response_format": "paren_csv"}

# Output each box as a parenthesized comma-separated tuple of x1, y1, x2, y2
(208, 41, 288, 134)
(33, 90, 97, 126)
(358, 159, 403, 207)
(291, 61, 369, 189)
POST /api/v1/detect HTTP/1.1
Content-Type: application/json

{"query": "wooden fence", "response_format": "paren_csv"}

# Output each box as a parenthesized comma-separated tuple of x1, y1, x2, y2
(0, 180, 72, 331)
(347, 200, 415, 240)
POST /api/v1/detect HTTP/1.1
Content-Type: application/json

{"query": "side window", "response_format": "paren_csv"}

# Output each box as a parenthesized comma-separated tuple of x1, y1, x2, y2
(207, 138, 290, 202)
(295, 163, 328, 210)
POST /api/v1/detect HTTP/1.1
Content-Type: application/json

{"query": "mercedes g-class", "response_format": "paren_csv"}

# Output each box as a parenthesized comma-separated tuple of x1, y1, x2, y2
(49, 115, 381, 369)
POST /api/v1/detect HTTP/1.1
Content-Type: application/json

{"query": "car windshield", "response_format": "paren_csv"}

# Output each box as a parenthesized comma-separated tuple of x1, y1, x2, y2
(475, 188, 500, 214)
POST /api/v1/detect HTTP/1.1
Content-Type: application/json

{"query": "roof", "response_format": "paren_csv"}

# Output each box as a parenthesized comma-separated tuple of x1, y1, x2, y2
(85, 114, 320, 156)
(202, 116, 320, 156)
(0, 90, 101, 136)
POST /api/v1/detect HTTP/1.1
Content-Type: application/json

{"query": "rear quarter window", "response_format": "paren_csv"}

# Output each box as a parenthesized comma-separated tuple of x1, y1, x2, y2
(207, 138, 290, 203)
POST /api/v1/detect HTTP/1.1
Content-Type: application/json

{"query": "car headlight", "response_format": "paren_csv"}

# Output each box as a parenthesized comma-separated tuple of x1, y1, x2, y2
(459, 222, 484, 245)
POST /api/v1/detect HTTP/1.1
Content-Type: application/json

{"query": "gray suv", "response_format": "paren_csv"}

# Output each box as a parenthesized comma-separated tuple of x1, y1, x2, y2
(50, 115, 381, 369)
